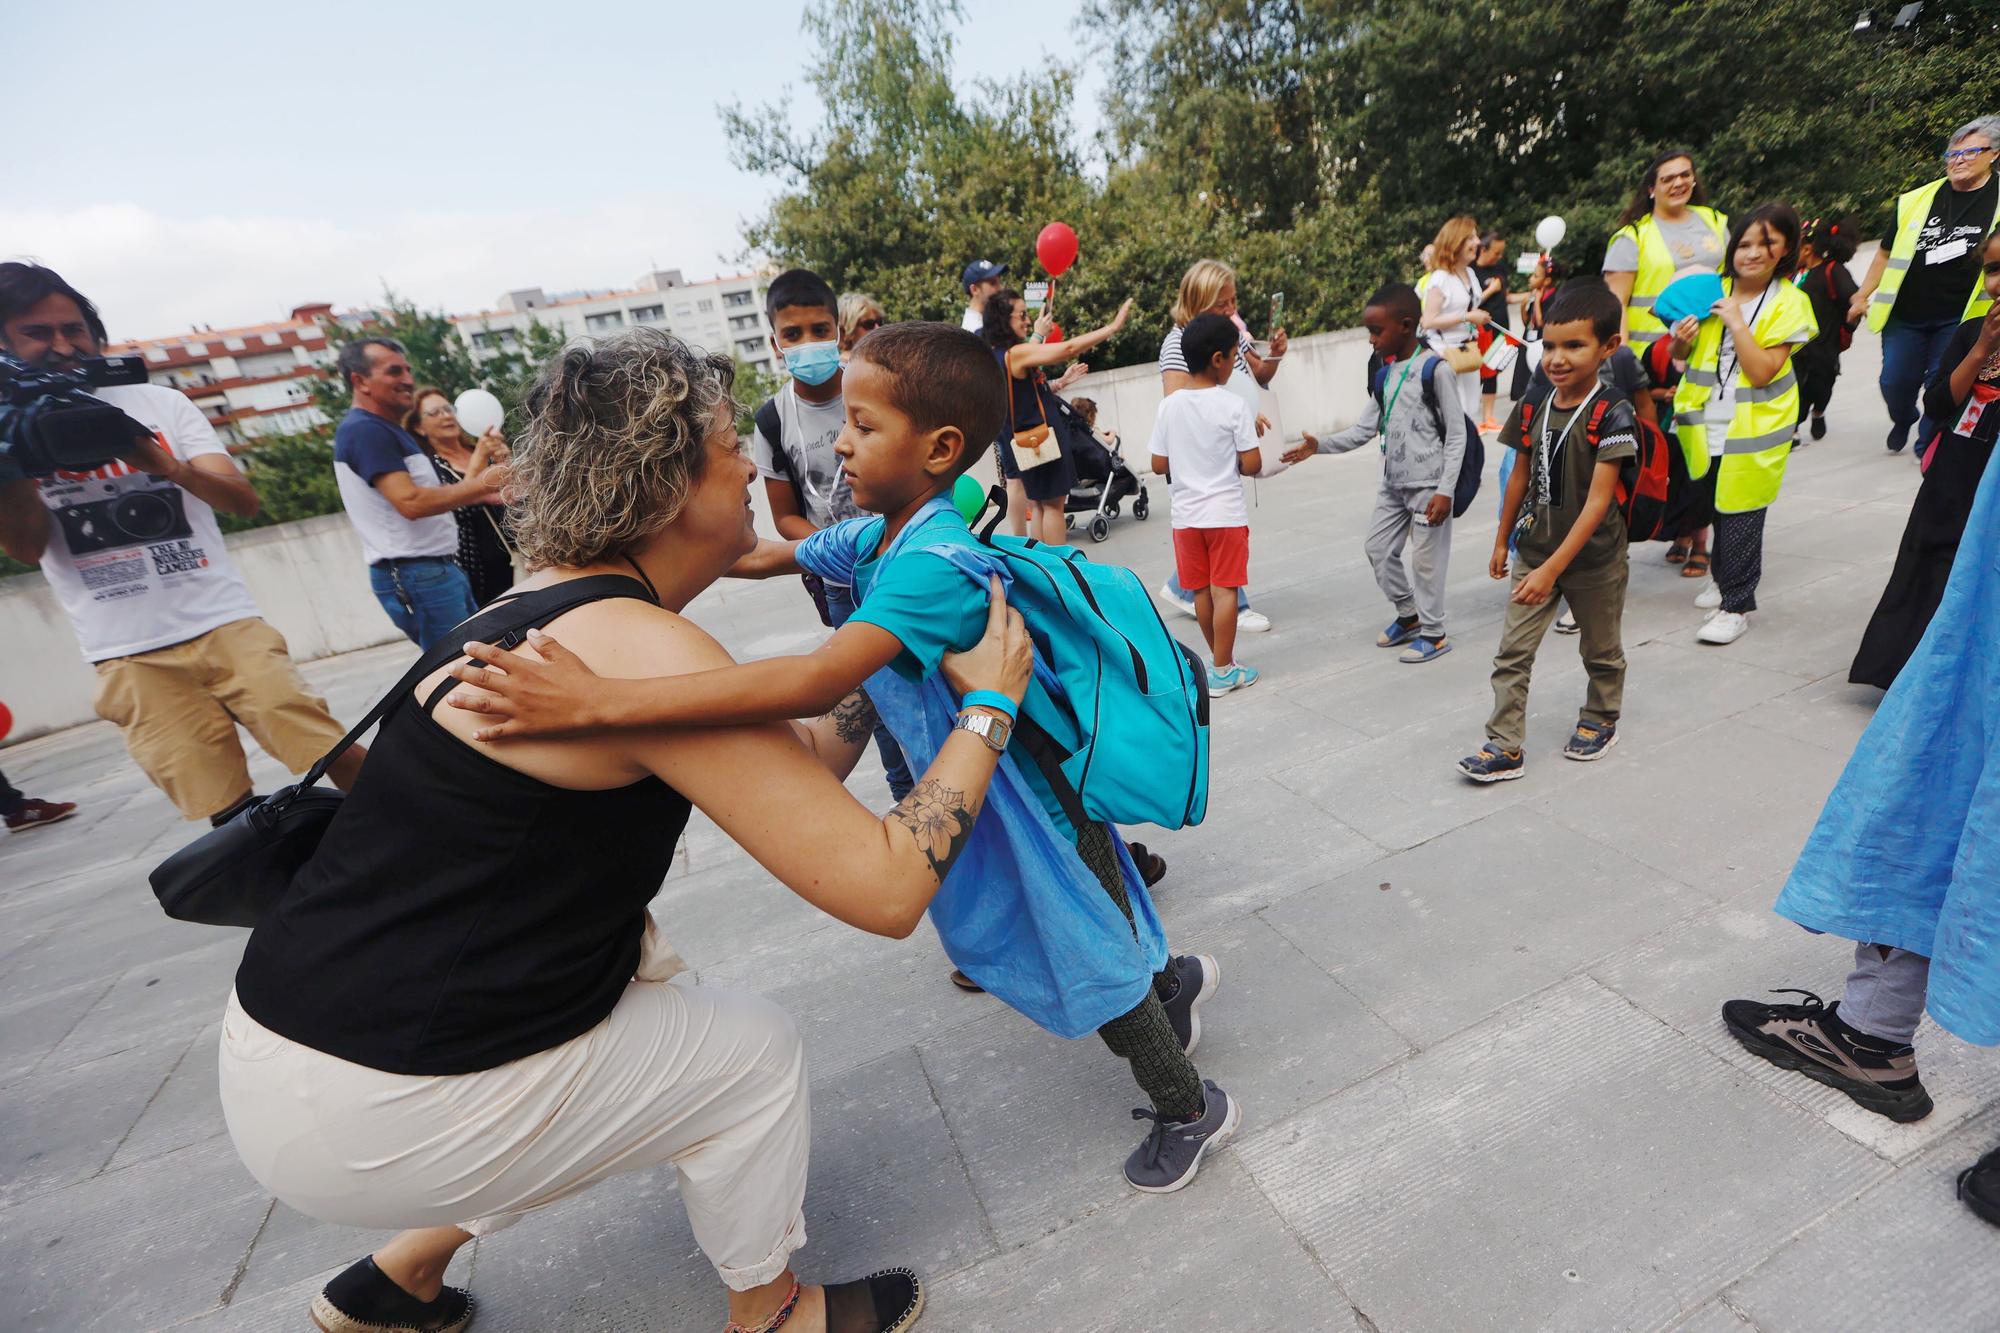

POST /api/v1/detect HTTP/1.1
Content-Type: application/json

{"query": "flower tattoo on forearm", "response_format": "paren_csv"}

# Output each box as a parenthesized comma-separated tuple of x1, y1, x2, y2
(888, 779, 978, 883)
(823, 689, 878, 745)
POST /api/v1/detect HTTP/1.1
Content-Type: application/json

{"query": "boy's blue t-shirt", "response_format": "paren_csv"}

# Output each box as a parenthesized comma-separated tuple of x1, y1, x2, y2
(796, 495, 1164, 1038)
(842, 507, 1079, 837)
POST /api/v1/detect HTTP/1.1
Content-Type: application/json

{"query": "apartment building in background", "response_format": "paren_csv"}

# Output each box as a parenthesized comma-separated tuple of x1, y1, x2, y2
(108, 304, 340, 445)
(452, 269, 774, 370)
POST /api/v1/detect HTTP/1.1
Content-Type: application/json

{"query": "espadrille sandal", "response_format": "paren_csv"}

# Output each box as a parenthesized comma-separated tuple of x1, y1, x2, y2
(723, 1269, 923, 1333)
(310, 1256, 473, 1333)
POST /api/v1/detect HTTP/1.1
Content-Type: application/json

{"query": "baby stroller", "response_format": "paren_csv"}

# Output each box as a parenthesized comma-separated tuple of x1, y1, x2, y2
(1051, 397, 1150, 542)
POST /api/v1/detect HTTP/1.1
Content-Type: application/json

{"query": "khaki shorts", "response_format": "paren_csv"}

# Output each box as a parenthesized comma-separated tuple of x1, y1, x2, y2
(92, 618, 347, 820)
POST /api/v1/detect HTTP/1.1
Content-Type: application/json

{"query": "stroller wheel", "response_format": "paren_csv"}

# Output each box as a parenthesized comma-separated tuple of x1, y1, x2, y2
(1107, 502, 1121, 519)
(1088, 515, 1111, 543)
(1133, 490, 1150, 520)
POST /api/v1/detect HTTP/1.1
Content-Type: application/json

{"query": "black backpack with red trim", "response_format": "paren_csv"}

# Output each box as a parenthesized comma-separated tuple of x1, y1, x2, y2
(1517, 384, 1688, 543)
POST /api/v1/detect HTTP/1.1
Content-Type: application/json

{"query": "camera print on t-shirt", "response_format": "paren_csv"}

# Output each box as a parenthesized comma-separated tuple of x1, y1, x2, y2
(38, 436, 207, 603)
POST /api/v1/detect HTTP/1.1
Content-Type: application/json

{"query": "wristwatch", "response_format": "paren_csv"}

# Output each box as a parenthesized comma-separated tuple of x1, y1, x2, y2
(954, 709, 1013, 753)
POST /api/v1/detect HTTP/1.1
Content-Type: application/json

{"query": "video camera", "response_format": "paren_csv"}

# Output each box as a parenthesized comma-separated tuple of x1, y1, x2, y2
(0, 352, 153, 479)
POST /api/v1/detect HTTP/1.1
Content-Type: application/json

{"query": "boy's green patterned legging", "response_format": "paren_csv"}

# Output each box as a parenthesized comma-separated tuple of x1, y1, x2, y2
(1075, 821, 1206, 1121)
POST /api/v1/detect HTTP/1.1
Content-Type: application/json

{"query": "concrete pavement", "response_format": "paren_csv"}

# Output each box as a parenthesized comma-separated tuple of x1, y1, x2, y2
(1, 334, 1994, 1331)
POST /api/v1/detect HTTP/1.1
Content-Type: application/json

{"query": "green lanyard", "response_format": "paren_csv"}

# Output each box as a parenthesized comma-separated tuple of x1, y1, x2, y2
(1379, 357, 1417, 450)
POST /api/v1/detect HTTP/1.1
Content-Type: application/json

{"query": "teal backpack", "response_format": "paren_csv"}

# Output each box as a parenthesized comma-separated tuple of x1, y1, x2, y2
(948, 488, 1211, 831)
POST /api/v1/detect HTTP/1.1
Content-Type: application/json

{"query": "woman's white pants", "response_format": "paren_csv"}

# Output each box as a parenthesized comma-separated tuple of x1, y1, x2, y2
(219, 948, 810, 1292)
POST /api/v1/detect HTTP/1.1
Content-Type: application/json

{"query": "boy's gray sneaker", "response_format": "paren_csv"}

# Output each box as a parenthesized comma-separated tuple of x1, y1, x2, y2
(1160, 953, 1219, 1054)
(1124, 1080, 1241, 1193)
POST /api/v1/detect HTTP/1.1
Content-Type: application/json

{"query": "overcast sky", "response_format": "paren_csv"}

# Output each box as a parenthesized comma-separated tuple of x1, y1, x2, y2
(7, 1, 1105, 339)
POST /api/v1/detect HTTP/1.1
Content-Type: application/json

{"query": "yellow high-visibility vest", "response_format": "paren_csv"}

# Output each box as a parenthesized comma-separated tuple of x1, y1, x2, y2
(1866, 176, 1999, 333)
(1612, 206, 1730, 347)
(1674, 278, 1818, 513)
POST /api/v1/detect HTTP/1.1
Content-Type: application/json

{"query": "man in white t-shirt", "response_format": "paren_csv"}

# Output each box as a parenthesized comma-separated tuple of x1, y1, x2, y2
(0, 263, 362, 824)
(960, 258, 1008, 334)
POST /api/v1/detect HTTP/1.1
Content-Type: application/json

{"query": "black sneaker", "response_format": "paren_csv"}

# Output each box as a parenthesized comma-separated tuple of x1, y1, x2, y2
(1810, 413, 1827, 441)
(1958, 1145, 2000, 1228)
(1721, 990, 1933, 1122)
(1160, 953, 1219, 1054)
(1887, 424, 1909, 453)
(1123, 1079, 1241, 1193)
(311, 1256, 474, 1333)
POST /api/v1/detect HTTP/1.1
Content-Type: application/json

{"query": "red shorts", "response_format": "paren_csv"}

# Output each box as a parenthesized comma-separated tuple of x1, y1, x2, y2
(1172, 526, 1250, 590)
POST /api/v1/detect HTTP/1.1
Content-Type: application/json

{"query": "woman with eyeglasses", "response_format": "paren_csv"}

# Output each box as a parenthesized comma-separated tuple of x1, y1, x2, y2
(406, 387, 518, 605)
(836, 292, 885, 362)
(1852, 225, 2000, 689)
(1850, 115, 2000, 456)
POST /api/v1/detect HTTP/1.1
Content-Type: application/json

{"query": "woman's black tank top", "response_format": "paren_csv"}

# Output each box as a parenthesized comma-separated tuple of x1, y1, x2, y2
(234, 578, 693, 1075)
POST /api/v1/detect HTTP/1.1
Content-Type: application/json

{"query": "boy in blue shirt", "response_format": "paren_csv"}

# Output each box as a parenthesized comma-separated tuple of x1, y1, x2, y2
(448, 323, 1240, 1194)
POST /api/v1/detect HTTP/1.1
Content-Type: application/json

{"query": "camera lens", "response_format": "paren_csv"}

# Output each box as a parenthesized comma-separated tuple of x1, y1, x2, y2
(111, 493, 179, 541)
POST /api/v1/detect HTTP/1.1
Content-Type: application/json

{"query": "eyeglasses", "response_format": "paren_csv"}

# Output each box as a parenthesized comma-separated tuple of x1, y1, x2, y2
(1983, 260, 2000, 275)
(1656, 168, 1695, 186)
(854, 317, 883, 333)
(1947, 145, 1994, 164)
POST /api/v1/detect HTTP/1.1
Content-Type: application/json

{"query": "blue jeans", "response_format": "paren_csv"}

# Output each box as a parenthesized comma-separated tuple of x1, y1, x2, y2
(821, 583, 915, 801)
(1878, 315, 1961, 448)
(1165, 572, 1251, 611)
(369, 557, 480, 652)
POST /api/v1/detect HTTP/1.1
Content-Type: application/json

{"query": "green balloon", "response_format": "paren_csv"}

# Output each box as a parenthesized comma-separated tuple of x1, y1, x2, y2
(952, 473, 987, 524)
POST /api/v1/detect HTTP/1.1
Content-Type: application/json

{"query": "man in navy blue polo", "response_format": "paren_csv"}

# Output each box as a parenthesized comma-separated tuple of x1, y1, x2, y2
(331, 339, 503, 649)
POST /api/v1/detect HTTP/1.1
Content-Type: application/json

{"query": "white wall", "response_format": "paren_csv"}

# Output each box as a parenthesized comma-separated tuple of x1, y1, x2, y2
(1064, 324, 1378, 450)
(1, 515, 405, 747)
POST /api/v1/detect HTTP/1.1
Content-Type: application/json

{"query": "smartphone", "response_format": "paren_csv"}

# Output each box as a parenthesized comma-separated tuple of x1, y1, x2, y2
(1269, 292, 1285, 329)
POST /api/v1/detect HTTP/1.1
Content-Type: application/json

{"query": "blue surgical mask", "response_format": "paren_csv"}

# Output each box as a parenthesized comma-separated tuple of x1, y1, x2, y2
(784, 340, 841, 386)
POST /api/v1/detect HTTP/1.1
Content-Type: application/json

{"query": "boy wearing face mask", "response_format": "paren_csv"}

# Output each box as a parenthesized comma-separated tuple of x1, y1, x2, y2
(751, 267, 915, 799)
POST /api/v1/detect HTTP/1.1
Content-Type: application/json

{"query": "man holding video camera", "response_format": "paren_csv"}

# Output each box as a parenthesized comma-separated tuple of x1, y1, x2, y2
(0, 261, 364, 824)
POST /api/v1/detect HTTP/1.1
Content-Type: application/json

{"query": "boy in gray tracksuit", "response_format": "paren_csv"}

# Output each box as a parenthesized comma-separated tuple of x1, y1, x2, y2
(1287, 283, 1466, 663)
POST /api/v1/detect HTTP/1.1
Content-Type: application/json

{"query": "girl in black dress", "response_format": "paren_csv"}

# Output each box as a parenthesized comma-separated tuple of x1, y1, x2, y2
(1852, 227, 2000, 688)
(982, 289, 1133, 545)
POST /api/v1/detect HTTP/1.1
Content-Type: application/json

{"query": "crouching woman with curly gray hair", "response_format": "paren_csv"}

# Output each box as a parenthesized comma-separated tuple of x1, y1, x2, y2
(217, 327, 1029, 1333)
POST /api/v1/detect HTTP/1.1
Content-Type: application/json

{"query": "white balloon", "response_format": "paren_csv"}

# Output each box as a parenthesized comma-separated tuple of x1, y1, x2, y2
(1535, 215, 1567, 251)
(453, 388, 505, 437)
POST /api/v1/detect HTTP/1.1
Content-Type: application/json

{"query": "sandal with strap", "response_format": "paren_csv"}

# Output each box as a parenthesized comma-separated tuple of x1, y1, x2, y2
(724, 1271, 923, 1333)
(1681, 553, 1710, 578)
(1665, 539, 1691, 564)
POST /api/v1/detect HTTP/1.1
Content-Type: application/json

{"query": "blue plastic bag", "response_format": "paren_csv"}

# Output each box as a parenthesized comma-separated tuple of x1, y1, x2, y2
(1773, 451, 2000, 1045)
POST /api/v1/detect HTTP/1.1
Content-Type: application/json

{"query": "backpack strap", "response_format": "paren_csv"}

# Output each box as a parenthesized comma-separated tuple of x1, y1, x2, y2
(1585, 398, 1612, 448)
(755, 397, 808, 517)
(1418, 354, 1449, 440)
(293, 575, 657, 795)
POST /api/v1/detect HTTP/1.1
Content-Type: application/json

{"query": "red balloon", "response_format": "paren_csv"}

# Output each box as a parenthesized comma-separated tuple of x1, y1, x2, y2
(1036, 222, 1079, 277)
(0, 699, 12, 744)
(1046, 322, 1065, 344)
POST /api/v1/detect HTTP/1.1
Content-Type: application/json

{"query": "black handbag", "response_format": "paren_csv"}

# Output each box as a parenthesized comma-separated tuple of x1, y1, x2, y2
(149, 576, 656, 928)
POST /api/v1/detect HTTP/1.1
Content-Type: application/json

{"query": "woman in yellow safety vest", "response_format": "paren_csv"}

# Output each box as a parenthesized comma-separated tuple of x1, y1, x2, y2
(1848, 115, 2000, 455)
(1604, 149, 1730, 575)
(1670, 203, 1818, 647)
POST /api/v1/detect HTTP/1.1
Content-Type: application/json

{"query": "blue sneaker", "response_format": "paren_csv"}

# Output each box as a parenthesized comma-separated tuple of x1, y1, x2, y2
(1377, 616, 1422, 647)
(1563, 720, 1618, 761)
(1457, 742, 1524, 783)
(1398, 635, 1451, 664)
(1207, 663, 1260, 696)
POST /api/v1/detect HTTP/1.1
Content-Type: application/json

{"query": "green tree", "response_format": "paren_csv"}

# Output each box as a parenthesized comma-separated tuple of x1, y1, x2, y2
(731, 0, 1996, 371)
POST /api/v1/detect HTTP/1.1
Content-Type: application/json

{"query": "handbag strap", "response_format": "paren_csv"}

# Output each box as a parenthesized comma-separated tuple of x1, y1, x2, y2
(1003, 347, 1049, 435)
(291, 574, 658, 793)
